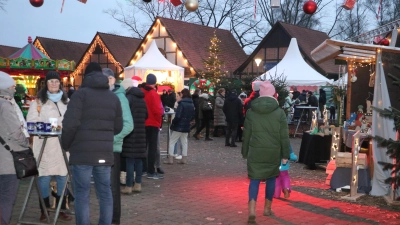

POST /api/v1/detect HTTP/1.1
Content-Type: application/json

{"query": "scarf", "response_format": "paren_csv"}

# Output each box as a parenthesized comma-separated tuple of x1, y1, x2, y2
(47, 90, 63, 102)
(0, 89, 29, 137)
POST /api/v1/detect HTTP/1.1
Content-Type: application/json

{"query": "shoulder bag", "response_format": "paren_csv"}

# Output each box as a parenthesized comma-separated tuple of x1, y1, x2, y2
(0, 136, 38, 179)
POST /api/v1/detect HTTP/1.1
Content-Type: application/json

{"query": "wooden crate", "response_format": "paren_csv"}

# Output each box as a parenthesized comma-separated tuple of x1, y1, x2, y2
(336, 152, 367, 168)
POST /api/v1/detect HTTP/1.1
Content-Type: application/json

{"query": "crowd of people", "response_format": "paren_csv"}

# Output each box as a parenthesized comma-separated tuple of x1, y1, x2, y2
(0, 65, 298, 225)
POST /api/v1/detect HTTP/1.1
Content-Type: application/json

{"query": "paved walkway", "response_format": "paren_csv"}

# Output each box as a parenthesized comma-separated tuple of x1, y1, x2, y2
(10, 128, 400, 225)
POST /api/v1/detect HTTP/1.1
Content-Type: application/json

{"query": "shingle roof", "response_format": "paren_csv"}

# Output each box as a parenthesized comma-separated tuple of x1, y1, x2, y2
(0, 45, 20, 58)
(158, 17, 248, 73)
(235, 21, 337, 75)
(34, 37, 88, 63)
(279, 22, 337, 74)
(98, 32, 141, 66)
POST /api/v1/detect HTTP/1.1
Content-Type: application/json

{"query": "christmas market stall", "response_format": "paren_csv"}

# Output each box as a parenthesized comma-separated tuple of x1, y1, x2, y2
(0, 37, 75, 96)
(311, 38, 400, 203)
(124, 40, 184, 92)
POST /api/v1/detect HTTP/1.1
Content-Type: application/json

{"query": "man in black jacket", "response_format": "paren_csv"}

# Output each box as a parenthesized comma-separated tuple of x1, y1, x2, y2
(62, 62, 123, 225)
(223, 90, 243, 147)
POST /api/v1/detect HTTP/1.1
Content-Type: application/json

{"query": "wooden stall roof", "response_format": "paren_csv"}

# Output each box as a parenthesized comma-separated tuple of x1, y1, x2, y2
(33, 37, 88, 63)
(0, 45, 20, 58)
(311, 39, 400, 63)
(128, 17, 248, 74)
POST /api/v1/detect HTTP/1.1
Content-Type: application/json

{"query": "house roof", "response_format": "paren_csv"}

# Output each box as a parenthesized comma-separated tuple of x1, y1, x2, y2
(155, 17, 248, 73)
(235, 21, 337, 75)
(98, 32, 142, 67)
(33, 37, 88, 63)
(279, 22, 337, 74)
(0, 45, 20, 58)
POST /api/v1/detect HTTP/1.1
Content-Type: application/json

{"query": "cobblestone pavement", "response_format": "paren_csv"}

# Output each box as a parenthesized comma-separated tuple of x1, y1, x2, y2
(10, 127, 400, 225)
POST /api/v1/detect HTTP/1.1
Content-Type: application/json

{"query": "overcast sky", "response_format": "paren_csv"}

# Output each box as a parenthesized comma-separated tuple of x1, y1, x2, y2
(0, 0, 132, 47)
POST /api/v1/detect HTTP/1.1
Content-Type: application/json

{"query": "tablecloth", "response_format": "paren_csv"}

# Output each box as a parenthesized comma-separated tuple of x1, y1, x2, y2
(298, 132, 332, 170)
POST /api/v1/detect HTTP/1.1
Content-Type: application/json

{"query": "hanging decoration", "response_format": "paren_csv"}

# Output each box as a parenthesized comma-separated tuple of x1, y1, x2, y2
(77, 0, 87, 3)
(303, 0, 317, 14)
(143, 0, 151, 3)
(170, 0, 182, 6)
(373, 36, 390, 46)
(341, 0, 357, 10)
(254, 0, 257, 19)
(185, 0, 198, 12)
(376, 0, 383, 20)
(30, 0, 44, 7)
(271, 0, 280, 8)
(190, 79, 215, 96)
(350, 67, 357, 83)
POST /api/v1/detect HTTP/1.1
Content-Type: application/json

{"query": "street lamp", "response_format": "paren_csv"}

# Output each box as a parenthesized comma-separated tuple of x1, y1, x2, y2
(254, 58, 262, 76)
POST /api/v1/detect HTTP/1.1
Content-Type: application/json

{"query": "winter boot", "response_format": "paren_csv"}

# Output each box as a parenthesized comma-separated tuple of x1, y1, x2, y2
(163, 155, 174, 164)
(56, 196, 73, 221)
(177, 156, 188, 164)
(133, 183, 142, 193)
(121, 186, 133, 195)
(39, 197, 51, 222)
(248, 200, 257, 224)
(263, 199, 273, 216)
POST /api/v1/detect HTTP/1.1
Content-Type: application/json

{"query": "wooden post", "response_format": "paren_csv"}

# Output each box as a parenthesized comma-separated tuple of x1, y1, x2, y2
(342, 130, 365, 201)
(330, 127, 342, 160)
(346, 61, 353, 120)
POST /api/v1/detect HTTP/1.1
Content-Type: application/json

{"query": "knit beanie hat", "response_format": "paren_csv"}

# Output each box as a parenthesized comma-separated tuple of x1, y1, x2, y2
(45, 71, 61, 83)
(102, 68, 115, 78)
(120, 79, 133, 90)
(0, 71, 15, 90)
(84, 62, 102, 75)
(252, 81, 263, 91)
(259, 81, 276, 97)
(146, 74, 157, 85)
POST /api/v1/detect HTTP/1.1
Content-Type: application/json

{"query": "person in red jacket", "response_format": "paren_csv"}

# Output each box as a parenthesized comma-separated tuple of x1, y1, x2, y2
(140, 74, 164, 179)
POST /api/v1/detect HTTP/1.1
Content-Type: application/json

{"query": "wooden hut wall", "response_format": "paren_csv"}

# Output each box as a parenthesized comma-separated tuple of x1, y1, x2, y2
(347, 65, 374, 117)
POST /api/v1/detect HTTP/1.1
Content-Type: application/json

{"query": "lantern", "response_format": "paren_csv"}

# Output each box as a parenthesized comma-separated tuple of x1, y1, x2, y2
(342, 0, 357, 10)
(271, 0, 280, 8)
(303, 0, 317, 15)
(30, 0, 44, 7)
(143, 0, 151, 3)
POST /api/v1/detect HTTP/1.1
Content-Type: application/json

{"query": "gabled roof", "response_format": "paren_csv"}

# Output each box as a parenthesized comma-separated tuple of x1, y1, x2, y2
(0, 45, 20, 58)
(33, 37, 88, 62)
(235, 21, 337, 75)
(98, 32, 142, 67)
(145, 17, 248, 73)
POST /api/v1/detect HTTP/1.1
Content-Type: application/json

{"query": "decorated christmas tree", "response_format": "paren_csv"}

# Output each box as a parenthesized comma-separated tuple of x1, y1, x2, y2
(374, 64, 400, 201)
(199, 32, 242, 92)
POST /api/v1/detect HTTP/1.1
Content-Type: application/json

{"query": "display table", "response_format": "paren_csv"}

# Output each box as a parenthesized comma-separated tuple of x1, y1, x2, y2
(17, 131, 73, 225)
(330, 167, 371, 194)
(298, 131, 332, 170)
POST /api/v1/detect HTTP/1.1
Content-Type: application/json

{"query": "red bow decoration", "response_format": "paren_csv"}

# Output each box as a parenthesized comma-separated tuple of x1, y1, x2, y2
(170, 0, 182, 6)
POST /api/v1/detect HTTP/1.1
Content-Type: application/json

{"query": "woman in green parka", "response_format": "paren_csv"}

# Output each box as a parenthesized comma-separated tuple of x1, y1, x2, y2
(241, 81, 290, 224)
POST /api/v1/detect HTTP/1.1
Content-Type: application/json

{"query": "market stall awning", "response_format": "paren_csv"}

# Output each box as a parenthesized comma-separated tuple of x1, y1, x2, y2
(311, 39, 400, 63)
(255, 38, 332, 86)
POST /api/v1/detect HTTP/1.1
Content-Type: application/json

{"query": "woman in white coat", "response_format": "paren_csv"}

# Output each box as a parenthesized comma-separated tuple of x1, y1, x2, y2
(27, 71, 72, 221)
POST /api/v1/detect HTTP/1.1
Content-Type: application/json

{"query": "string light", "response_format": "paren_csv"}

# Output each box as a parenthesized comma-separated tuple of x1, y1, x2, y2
(33, 40, 50, 58)
(71, 35, 122, 78)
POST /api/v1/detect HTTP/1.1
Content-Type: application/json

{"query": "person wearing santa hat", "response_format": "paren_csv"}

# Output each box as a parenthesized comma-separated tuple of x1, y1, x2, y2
(241, 81, 290, 224)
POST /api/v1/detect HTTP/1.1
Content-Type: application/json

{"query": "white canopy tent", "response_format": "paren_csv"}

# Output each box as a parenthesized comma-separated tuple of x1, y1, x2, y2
(255, 38, 332, 86)
(124, 40, 184, 91)
(311, 39, 400, 198)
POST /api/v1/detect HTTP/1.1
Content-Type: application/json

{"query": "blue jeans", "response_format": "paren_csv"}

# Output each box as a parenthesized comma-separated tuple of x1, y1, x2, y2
(126, 158, 143, 187)
(174, 139, 182, 155)
(249, 177, 276, 201)
(71, 165, 113, 225)
(0, 174, 19, 225)
(38, 175, 67, 198)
